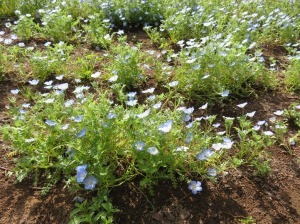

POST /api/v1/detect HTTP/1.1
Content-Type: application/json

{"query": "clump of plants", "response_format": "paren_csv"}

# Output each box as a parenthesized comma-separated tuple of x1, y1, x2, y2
(3, 80, 278, 222)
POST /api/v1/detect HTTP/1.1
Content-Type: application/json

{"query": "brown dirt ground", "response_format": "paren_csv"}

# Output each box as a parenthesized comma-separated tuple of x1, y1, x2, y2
(1, 28, 300, 224)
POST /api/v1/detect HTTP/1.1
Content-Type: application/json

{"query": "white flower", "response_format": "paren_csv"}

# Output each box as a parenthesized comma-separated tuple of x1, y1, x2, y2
(263, 131, 274, 136)
(65, 99, 74, 107)
(109, 75, 118, 82)
(153, 102, 162, 109)
(91, 71, 101, 78)
(274, 110, 284, 116)
(44, 98, 55, 103)
(45, 119, 57, 126)
(168, 81, 178, 87)
(142, 88, 155, 93)
(10, 89, 20, 94)
(246, 111, 256, 118)
(237, 102, 248, 108)
(199, 103, 208, 110)
(28, 79, 39, 85)
(55, 83, 69, 90)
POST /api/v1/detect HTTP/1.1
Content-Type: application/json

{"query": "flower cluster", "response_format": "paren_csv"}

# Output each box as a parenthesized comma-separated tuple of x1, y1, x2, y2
(76, 164, 98, 190)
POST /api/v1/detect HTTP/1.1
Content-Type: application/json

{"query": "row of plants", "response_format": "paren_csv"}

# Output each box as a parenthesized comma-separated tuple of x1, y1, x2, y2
(4, 78, 295, 222)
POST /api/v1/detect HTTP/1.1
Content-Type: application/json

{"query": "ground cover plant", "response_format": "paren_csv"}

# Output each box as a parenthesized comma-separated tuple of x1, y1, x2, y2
(0, 0, 300, 223)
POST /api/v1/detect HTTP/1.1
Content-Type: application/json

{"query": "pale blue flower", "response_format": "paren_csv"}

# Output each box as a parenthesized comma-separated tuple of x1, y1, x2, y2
(253, 125, 260, 131)
(77, 129, 87, 138)
(246, 111, 256, 118)
(127, 92, 137, 98)
(45, 119, 57, 126)
(76, 164, 87, 183)
(183, 107, 194, 114)
(263, 131, 274, 136)
(196, 149, 214, 161)
(153, 102, 162, 109)
(148, 95, 156, 101)
(188, 181, 202, 194)
(91, 71, 101, 78)
(158, 120, 172, 133)
(207, 168, 217, 177)
(147, 147, 159, 155)
(44, 98, 55, 103)
(10, 89, 20, 94)
(274, 110, 284, 116)
(126, 99, 137, 106)
(186, 121, 195, 129)
(168, 80, 178, 87)
(107, 112, 117, 119)
(55, 74, 64, 80)
(22, 103, 30, 108)
(174, 146, 188, 152)
(136, 109, 150, 119)
(220, 90, 229, 97)
(134, 140, 145, 151)
(61, 123, 70, 130)
(55, 83, 69, 90)
(83, 175, 98, 190)
(257, 120, 266, 126)
(199, 103, 208, 110)
(183, 114, 191, 122)
(19, 109, 26, 114)
(25, 138, 35, 143)
(142, 88, 155, 93)
(28, 79, 39, 85)
(65, 99, 74, 107)
(109, 75, 118, 82)
(72, 115, 83, 122)
(237, 102, 248, 108)
(184, 132, 193, 144)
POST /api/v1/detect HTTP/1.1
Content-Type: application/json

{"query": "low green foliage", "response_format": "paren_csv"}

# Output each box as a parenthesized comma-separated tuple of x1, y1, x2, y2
(285, 58, 300, 91)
